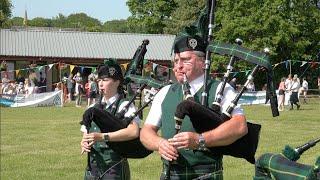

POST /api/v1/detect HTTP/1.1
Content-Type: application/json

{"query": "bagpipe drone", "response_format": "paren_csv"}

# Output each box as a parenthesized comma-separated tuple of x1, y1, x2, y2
(171, 0, 279, 165)
(254, 138, 320, 180)
(80, 39, 168, 159)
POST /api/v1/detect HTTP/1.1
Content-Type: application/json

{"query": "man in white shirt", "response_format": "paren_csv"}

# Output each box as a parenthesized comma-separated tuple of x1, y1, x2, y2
(301, 77, 308, 103)
(284, 74, 292, 106)
(140, 34, 247, 180)
(289, 74, 301, 110)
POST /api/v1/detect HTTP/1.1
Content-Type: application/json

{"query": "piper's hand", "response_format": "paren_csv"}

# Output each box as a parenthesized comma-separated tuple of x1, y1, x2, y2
(80, 133, 94, 154)
(168, 132, 199, 150)
(83, 132, 104, 143)
(158, 139, 179, 161)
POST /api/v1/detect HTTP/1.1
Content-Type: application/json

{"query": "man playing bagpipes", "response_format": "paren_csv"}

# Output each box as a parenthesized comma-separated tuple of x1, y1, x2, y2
(80, 59, 141, 180)
(140, 32, 248, 179)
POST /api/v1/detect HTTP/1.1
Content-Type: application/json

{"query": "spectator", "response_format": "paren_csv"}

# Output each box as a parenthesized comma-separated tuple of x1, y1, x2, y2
(24, 78, 33, 96)
(74, 72, 83, 107)
(16, 82, 25, 94)
(289, 74, 301, 110)
(278, 77, 286, 111)
(39, 72, 47, 93)
(1, 73, 10, 93)
(87, 76, 98, 107)
(66, 74, 74, 102)
(247, 80, 255, 92)
(284, 74, 292, 106)
(300, 78, 308, 103)
(16, 74, 25, 84)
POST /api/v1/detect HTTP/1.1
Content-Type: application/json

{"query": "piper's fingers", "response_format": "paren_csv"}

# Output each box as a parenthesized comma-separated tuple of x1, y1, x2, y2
(88, 141, 95, 146)
(169, 141, 188, 149)
(159, 143, 178, 160)
(160, 152, 173, 161)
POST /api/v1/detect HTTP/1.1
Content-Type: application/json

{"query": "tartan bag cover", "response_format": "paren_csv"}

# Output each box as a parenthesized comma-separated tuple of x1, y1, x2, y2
(254, 153, 318, 180)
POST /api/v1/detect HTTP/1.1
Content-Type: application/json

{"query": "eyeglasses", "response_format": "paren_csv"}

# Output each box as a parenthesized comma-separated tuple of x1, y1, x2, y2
(173, 58, 193, 65)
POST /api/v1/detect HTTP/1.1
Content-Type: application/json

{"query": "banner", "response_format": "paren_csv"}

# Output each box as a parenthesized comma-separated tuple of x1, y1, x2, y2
(239, 91, 267, 105)
(0, 90, 63, 107)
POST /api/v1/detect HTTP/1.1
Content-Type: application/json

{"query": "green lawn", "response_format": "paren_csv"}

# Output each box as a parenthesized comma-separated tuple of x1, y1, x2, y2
(1, 101, 319, 180)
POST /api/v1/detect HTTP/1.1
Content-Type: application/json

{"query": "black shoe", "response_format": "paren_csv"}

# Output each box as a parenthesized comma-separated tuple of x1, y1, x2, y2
(297, 104, 300, 110)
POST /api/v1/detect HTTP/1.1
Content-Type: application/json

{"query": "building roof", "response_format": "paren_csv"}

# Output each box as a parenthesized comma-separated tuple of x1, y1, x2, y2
(0, 28, 176, 61)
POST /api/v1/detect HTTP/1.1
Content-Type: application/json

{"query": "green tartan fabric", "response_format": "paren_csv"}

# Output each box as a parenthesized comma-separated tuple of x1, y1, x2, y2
(160, 163, 223, 180)
(84, 158, 130, 180)
(254, 153, 317, 180)
(84, 101, 130, 180)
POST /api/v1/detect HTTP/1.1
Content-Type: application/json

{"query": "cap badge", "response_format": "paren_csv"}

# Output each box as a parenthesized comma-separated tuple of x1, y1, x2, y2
(109, 67, 116, 76)
(188, 38, 198, 49)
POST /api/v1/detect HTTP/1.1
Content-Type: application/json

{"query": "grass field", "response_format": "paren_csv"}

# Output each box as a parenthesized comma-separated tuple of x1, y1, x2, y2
(1, 100, 319, 180)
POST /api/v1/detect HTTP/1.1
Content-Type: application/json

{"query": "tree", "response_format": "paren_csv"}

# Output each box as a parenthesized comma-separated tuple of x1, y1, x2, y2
(213, 0, 320, 84)
(29, 17, 53, 27)
(164, 0, 206, 34)
(127, 0, 177, 34)
(66, 13, 102, 31)
(0, 0, 13, 27)
(52, 13, 68, 28)
(6, 16, 23, 26)
(163, 0, 319, 88)
(103, 20, 129, 33)
(51, 13, 103, 31)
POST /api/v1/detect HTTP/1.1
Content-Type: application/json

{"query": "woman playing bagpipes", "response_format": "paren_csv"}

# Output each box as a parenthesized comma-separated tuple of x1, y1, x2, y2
(80, 59, 140, 180)
(140, 33, 248, 180)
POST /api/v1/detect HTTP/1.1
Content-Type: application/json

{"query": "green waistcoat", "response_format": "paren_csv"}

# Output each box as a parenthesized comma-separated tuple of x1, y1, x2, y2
(160, 80, 222, 166)
(89, 101, 124, 170)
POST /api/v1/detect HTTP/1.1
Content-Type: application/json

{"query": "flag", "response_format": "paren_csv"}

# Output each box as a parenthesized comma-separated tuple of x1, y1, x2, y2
(48, 64, 54, 70)
(70, 65, 75, 72)
(300, 61, 307, 67)
(91, 67, 96, 73)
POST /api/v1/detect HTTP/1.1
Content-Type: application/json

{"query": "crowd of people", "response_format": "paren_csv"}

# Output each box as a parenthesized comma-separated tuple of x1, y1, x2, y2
(62, 72, 98, 107)
(277, 73, 317, 111)
(0, 70, 47, 97)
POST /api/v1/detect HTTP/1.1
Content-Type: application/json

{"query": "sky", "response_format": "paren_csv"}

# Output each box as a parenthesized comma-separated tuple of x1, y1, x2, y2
(11, 0, 131, 22)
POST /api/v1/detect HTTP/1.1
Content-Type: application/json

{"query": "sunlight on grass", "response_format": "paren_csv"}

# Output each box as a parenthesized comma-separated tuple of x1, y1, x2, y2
(1, 101, 319, 180)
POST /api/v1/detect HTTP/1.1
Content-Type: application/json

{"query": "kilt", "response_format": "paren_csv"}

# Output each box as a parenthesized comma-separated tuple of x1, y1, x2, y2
(160, 162, 223, 180)
(289, 92, 299, 104)
(278, 89, 285, 95)
(84, 158, 130, 180)
(89, 91, 97, 98)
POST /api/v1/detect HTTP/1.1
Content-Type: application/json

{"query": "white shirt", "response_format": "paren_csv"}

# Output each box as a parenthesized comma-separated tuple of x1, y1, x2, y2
(290, 81, 300, 92)
(285, 78, 292, 91)
(80, 93, 140, 132)
(145, 75, 244, 127)
(302, 80, 308, 90)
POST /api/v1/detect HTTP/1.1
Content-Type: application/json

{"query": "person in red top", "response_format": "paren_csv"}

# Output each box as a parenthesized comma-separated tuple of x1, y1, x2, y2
(278, 77, 286, 111)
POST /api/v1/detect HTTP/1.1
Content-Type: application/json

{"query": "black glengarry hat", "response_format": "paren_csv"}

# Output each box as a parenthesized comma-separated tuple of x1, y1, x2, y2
(98, 59, 123, 82)
(173, 34, 206, 53)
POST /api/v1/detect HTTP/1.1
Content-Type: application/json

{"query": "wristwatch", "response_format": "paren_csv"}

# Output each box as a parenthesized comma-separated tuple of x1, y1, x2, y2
(103, 133, 110, 142)
(198, 134, 206, 151)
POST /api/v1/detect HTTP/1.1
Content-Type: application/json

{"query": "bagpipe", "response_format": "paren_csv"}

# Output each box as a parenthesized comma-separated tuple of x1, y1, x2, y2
(80, 39, 167, 159)
(169, 0, 278, 166)
(254, 138, 320, 180)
